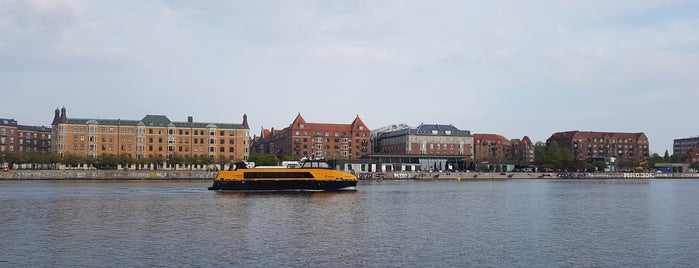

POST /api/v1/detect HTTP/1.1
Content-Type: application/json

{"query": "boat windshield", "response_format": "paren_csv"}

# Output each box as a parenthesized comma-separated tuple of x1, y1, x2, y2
(300, 160, 330, 169)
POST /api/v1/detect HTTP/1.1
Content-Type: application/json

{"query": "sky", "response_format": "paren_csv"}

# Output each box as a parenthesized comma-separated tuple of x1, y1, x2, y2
(1, 0, 697, 154)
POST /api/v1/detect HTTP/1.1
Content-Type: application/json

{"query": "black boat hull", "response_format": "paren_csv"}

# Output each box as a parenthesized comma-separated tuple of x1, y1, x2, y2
(208, 179, 357, 191)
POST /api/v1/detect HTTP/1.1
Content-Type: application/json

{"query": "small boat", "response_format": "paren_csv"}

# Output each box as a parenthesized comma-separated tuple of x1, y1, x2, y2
(208, 159, 357, 191)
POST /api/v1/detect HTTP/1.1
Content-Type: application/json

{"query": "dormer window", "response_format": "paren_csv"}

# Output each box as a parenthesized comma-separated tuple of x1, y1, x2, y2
(445, 131, 451, 135)
(432, 130, 438, 134)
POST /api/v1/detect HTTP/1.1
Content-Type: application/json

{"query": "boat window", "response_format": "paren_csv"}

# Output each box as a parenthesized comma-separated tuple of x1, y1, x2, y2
(243, 172, 314, 179)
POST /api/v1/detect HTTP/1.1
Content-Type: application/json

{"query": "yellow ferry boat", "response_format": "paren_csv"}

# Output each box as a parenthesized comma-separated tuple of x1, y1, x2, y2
(208, 159, 357, 191)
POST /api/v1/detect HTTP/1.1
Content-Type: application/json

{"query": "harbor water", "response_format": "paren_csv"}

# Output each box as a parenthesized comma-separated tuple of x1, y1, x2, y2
(2, 179, 699, 267)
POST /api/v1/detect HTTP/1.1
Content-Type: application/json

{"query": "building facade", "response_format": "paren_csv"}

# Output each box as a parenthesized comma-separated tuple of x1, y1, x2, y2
(251, 114, 371, 160)
(473, 134, 512, 161)
(673, 136, 699, 162)
(370, 124, 474, 171)
(547, 131, 650, 166)
(688, 148, 699, 164)
(51, 107, 250, 161)
(472, 134, 534, 163)
(0, 118, 52, 154)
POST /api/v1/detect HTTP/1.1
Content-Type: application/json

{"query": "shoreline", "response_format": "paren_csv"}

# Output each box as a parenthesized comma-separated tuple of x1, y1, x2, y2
(3, 170, 698, 180)
(0, 170, 217, 180)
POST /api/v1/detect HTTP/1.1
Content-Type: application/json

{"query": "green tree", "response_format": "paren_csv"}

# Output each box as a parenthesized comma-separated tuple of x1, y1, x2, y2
(663, 150, 670, 162)
(248, 152, 279, 166)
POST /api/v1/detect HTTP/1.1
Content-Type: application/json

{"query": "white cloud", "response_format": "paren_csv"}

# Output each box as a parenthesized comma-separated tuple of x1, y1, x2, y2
(1, 0, 698, 153)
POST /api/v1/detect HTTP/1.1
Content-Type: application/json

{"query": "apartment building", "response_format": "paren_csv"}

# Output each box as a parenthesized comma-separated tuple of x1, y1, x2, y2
(472, 134, 534, 163)
(0, 118, 52, 154)
(673, 136, 699, 161)
(251, 113, 371, 160)
(51, 107, 250, 161)
(547, 131, 650, 166)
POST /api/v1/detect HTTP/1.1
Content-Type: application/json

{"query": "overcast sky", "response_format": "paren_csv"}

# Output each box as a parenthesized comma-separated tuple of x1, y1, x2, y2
(1, 0, 697, 154)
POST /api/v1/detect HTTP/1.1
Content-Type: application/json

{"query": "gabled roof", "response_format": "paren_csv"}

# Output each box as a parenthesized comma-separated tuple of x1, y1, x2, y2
(548, 131, 647, 141)
(264, 114, 370, 138)
(474, 134, 511, 144)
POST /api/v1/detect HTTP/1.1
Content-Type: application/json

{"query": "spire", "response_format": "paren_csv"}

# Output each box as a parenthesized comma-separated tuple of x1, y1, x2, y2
(52, 107, 60, 125)
(59, 106, 67, 123)
(242, 114, 249, 129)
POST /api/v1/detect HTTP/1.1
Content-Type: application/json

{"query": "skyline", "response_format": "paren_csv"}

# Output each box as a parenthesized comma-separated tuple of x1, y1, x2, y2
(2, 1, 698, 154)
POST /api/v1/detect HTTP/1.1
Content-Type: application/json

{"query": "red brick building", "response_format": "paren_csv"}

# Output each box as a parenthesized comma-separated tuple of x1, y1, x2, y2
(473, 134, 511, 161)
(251, 114, 371, 160)
(688, 148, 699, 163)
(547, 131, 650, 166)
(473, 134, 534, 163)
(1, 118, 52, 154)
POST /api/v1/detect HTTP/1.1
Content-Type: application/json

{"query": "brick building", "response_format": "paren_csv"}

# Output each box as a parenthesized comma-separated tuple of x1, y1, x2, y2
(688, 148, 699, 163)
(473, 134, 534, 163)
(0, 118, 52, 154)
(473, 134, 512, 161)
(251, 114, 371, 160)
(51, 107, 250, 161)
(369, 124, 474, 171)
(547, 131, 649, 166)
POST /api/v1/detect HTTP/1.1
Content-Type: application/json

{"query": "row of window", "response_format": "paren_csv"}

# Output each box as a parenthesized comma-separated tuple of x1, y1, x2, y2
(67, 126, 242, 137)
(293, 130, 368, 137)
(74, 144, 242, 154)
(68, 135, 240, 145)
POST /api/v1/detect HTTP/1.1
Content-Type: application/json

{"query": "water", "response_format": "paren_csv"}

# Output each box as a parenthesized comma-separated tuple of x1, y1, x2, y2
(2, 179, 699, 267)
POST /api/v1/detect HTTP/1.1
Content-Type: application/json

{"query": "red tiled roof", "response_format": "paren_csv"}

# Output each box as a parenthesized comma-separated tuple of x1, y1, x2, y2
(266, 114, 369, 138)
(549, 131, 647, 141)
(474, 134, 511, 145)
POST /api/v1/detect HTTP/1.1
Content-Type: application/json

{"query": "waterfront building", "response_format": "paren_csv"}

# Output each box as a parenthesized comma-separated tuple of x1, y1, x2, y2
(511, 136, 535, 163)
(473, 134, 534, 163)
(0, 118, 52, 154)
(50, 107, 250, 161)
(688, 148, 699, 164)
(251, 113, 371, 160)
(547, 131, 649, 167)
(473, 134, 512, 161)
(369, 123, 474, 171)
(673, 136, 699, 162)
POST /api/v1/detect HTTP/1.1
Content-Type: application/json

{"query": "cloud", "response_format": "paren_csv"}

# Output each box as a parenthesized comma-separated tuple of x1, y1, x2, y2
(1, 0, 698, 154)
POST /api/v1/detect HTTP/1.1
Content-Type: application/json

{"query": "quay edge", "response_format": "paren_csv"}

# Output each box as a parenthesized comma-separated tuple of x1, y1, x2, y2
(0, 170, 218, 180)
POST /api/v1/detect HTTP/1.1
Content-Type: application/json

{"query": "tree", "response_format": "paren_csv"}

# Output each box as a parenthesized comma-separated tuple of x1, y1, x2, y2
(248, 152, 279, 166)
(663, 150, 671, 162)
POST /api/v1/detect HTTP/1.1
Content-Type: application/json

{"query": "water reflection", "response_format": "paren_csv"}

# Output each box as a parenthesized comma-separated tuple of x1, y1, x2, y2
(215, 190, 357, 199)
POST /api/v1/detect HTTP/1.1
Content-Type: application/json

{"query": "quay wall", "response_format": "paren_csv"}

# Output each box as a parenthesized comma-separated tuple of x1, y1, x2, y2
(0, 170, 217, 180)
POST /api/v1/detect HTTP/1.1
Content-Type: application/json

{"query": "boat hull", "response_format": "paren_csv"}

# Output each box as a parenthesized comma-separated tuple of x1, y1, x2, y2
(208, 179, 357, 191)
